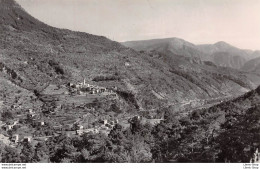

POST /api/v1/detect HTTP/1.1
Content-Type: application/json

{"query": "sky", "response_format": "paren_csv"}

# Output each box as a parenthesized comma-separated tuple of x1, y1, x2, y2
(16, 0, 260, 50)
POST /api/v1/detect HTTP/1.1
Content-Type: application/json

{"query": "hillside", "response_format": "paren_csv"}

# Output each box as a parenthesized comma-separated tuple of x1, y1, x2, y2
(155, 85, 260, 162)
(241, 56, 260, 74)
(0, 0, 260, 163)
(0, 0, 259, 115)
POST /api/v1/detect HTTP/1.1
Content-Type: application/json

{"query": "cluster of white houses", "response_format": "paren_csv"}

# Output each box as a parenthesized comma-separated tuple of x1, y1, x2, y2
(1, 109, 45, 145)
(76, 119, 119, 136)
(68, 79, 117, 96)
(11, 134, 32, 144)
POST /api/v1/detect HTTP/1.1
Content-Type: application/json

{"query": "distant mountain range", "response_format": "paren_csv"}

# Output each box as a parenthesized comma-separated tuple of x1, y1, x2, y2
(123, 38, 260, 70)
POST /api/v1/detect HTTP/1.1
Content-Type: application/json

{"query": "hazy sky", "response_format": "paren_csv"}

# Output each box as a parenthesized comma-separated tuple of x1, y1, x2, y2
(17, 0, 260, 50)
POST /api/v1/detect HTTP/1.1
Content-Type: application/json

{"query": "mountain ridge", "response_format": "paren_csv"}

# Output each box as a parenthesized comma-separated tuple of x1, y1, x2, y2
(123, 38, 260, 69)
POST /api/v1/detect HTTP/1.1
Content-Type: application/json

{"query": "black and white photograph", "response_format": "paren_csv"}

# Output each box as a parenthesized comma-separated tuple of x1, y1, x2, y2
(0, 0, 259, 167)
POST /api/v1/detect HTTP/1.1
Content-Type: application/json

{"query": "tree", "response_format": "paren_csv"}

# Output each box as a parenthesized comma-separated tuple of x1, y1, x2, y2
(51, 143, 76, 163)
(80, 133, 108, 162)
(20, 142, 35, 163)
(33, 142, 49, 162)
(1, 111, 13, 122)
(108, 124, 126, 146)
(129, 139, 153, 162)
(2, 146, 21, 163)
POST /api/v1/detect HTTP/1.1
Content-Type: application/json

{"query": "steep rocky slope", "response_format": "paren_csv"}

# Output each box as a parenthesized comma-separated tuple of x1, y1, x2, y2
(0, 0, 259, 114)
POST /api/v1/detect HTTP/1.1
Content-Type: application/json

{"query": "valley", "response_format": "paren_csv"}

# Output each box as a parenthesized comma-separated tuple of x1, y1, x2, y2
(0, 0, 259, 163)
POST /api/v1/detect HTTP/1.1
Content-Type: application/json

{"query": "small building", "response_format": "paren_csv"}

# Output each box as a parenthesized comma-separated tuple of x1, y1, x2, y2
(11, 134, 19, 143)
(38, 121, 45, 126)
(76, 130, 84, 135)
(105, 123, 113, 129)
(100, 88, 106, 93)
(23, 136, 32, 143)
(77, 125, 84, 130)
(4, 125, 13, 131)
(102, 119, 108, 125)
(90, 90, 97, 94)
(101, 125, 109, 130)
(13, 121, 19, 125)
(28, 111, 36, 118)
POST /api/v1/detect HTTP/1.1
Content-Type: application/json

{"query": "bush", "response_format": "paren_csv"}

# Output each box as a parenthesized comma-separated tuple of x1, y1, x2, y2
(1, 111, 14, 121)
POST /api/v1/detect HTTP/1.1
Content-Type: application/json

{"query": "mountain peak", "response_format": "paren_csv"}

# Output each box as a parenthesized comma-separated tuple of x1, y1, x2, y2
(214, 41, 231, 47)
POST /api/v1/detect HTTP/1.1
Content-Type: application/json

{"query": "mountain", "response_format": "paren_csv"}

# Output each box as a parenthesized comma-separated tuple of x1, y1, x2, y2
(1, 0, 260, 117)
(197, 41, 252, 69)
(123, 38, 260, 89)
(122, 37, 207, 60)
(123, 38, 258, 69)
(241, 56, 260, 74)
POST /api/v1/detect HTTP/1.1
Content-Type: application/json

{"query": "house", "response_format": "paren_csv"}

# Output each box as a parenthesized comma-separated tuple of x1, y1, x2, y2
(100, 125, 109, 130)
(105, 123, 113, 129)
(38, 121, 45, 126)
(76, 128, 98, 135)
(4, 125, 13, 131)
(76, 125, 84, 130)
(28, 109, 37, 118)
(100, 88, 106, 93)
(23, 136, 32, 143)
(13, 120, 19, 125)
(102, 119, 108, 125)
(11, 134, 19, 143)
(90, 90, 97, 94)
(76, 130, 84, 135)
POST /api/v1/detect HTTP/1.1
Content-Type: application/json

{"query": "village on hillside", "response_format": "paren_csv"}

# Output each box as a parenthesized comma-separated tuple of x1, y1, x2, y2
(0, 79, 164, 149)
